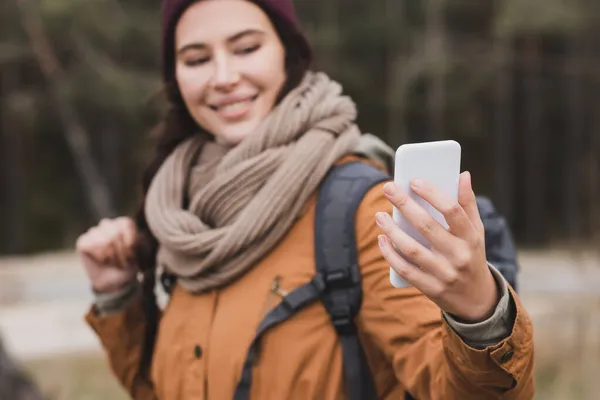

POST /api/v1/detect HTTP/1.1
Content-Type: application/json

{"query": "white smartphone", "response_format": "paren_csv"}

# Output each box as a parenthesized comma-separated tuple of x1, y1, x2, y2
(390, 140, 462, 288)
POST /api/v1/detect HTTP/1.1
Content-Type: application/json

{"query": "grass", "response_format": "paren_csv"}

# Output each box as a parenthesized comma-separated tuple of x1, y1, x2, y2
(21, 349, 600, 400)
(19, 293, 600, 400)
(527, 294, 600, 400)
(24, 352, 128, 400)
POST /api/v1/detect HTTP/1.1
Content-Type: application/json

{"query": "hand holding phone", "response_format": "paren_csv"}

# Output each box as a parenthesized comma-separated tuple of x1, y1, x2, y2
(375, 140, 500, 322)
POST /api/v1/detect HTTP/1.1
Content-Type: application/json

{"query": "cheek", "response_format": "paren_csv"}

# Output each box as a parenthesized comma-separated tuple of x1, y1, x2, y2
(176, 67, 208, 105)
(245, 49, 286, 96)
(268, 52, 287, 92)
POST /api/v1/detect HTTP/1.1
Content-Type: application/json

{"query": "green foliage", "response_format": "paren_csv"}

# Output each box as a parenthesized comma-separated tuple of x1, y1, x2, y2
(1, 0, 598, 253)
(496, 0, 585, 37)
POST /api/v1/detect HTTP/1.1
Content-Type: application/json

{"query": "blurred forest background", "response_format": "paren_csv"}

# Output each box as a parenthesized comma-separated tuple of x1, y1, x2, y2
(1, 0, 599, 255)
(1, 0, 600, 399)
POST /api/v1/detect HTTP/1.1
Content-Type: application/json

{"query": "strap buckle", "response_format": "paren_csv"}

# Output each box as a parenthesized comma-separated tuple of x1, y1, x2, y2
(324, 267, 355, 289)
(321, 269, 358, 335)
(329, 304, 356, 335)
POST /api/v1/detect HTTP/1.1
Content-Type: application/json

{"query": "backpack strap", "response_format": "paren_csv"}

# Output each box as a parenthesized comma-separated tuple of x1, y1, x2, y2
(233, 161, 517, 400)
(476, 196, 520, 291)
(315, 161, 390, 400)
(233, 276, 326, 400)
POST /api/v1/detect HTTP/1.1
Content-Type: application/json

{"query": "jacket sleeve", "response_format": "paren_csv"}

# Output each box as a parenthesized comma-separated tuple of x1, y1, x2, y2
(354, 182, 535, 399)
(85, 287, 159, 400)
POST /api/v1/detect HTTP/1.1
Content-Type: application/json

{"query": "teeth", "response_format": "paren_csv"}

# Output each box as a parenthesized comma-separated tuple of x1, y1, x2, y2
(220, 100, 251, 112)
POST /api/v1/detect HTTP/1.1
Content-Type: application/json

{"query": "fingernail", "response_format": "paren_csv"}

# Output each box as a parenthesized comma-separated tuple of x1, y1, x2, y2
(464, 171, 473, 189)
(375, 212, 388, 227)
(383, 182, 395, 196)
(378, 235, 386, 248)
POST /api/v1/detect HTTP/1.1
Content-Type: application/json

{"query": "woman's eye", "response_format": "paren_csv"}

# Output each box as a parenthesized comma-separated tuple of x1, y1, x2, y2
(237, 44, 260, 55)
(184, 57, 210, 67)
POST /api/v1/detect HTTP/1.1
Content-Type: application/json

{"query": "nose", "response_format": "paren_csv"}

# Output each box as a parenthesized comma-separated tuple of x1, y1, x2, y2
(210, 53, 240, 91)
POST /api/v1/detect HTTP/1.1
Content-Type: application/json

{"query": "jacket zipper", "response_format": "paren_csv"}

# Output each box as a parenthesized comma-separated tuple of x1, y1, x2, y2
(271, 275, 289, 297)
(263, 275, 287, 315)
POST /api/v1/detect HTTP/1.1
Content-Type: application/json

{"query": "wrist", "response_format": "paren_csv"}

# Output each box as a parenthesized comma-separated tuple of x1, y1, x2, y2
(93, 280, 141, 316)
(91, 278, 137, 295)
(454, 268, 500, 323)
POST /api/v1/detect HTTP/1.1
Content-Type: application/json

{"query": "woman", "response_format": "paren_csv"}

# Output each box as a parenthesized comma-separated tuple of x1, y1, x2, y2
(76, 0, 535, 399)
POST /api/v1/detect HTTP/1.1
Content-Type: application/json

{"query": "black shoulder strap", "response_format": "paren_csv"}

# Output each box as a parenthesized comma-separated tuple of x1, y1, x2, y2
(232, 162, 389, 400)
(315, 162, 390, 400)
(476, 196, 520, 292)
(237, 162, 519, 400)
(233, 276, 326, 400)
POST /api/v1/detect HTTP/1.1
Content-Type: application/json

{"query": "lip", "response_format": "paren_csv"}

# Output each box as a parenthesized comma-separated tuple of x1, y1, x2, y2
(209, 94, 257, 109)
(208, 94, 258, 121)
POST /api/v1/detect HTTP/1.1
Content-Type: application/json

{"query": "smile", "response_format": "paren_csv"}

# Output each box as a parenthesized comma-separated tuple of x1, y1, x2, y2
(209, 95, 259, 120)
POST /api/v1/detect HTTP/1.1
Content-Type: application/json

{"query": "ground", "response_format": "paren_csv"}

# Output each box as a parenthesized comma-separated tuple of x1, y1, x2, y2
(1, 249, 599, 400)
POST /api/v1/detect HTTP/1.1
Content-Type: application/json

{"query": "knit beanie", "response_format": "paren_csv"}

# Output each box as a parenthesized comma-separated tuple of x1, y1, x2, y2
(161, 0, 312, 82)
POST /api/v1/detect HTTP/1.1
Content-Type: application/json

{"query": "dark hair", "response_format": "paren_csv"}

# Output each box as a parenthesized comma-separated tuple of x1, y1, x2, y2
(134, 5, 312, 378)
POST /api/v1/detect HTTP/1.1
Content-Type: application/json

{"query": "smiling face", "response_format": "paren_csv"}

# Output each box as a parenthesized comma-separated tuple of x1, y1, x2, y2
(174, 0, 287, 145)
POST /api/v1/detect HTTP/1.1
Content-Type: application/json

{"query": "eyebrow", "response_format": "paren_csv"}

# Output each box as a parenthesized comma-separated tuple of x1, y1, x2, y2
(177, 29, 266, 54)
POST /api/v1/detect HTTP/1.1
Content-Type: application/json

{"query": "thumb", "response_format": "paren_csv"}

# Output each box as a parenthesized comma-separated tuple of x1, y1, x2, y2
(458, 171, 483, 234)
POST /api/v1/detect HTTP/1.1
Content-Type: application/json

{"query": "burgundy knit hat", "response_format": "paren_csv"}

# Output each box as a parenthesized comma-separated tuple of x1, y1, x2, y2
(161, 0, 312, 83)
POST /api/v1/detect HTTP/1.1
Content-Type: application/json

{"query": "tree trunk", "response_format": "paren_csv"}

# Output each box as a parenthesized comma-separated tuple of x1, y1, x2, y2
(15, 0, 116, 220)
(101, 123, 121, 210)
(0, 65, 26, 255)
(564, 34, 584, 242)
(425, 0, 446, 140)
(591, 62, 600, 243)
(492, 31, 515, 227)
(385, 0, 407, 147)
(522, 36, 545, 244)
(319, 0, 340, 72)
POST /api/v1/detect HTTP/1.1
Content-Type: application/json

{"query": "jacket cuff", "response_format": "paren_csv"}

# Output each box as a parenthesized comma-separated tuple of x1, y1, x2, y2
(93, 280, 141, 316)
(443, 263, 515, 349)
(441, 282, 534, 392)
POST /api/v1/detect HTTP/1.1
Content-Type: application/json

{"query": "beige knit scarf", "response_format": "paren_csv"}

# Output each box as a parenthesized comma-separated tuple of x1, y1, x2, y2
(145, 72, 361, 293)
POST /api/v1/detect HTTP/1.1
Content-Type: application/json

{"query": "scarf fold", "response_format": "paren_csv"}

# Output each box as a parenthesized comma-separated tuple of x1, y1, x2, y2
(145, 72, 362, 293)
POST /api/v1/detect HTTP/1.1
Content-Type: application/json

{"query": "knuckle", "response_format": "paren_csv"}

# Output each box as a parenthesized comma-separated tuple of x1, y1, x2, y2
(429, 284, 444, 299)
(445, 203, 463, 219)
(405, 246, 421, 260)
(453, 250, 471, 269)
(470, 234, 483, 249)
(117, 216, 134, 228)
(98, 224, 114, 236)
(119, 218, 138, 237)
(395, 265, 411, 280)
(95, 235, 111, 249)
(419, 219, 437, 235)
(99, 218, 112, 227)
(395, 192, 410, 208)
(114, 217, 127, 228)
(76, 231, 97, 251)
(444, 269, 459, 286)
(75, 235, 87, 251)
(105, 230, 119, 243)
(127, 219, 138, 232)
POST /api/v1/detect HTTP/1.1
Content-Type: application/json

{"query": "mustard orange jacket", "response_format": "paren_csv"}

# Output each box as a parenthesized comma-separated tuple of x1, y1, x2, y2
(86, 170, 534, 400)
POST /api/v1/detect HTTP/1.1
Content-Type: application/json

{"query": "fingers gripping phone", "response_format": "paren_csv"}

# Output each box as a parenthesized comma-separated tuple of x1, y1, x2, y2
(390, 140, 462, 288)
